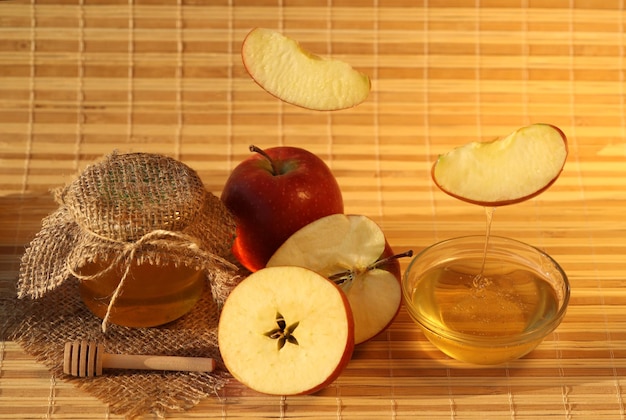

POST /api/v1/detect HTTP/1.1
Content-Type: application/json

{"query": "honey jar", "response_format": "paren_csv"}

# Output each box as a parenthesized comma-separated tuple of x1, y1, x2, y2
(18, 152, 237, 331)
(77, 259, 205, 328)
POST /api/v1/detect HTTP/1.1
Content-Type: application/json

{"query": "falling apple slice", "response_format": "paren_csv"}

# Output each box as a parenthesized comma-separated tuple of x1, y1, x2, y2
(268, 214, 410, 345)
(241, 27, 371, 111)
(432, 123, 568, 206)
(218, 266, 354, 396)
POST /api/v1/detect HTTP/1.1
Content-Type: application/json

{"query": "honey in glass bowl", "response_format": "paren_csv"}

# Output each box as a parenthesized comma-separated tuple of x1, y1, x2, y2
(402, 235, 569, 365)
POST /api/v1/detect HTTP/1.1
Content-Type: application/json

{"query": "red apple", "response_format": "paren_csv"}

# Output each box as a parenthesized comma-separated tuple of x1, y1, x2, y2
(221, 145, 344, 272)
(218, 265, 355, 395)
(267, 214, 413, 344)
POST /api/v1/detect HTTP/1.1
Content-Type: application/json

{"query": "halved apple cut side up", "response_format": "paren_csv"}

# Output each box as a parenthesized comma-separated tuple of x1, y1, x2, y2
(432, 123, 568, 206)
(218, 266, 354, 396)
(268, 214, 404, 345)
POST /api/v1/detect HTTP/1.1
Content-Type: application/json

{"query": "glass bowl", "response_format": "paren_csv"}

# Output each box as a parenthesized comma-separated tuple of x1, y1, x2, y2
(402, 235, 570, 365)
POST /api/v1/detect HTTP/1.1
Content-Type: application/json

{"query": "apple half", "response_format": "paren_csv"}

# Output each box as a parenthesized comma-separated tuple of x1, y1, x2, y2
(267, 214, 409, 345)
(432, 123, 568, 206)
(218, 266, 354, 395)
(241, 27, 371, 111)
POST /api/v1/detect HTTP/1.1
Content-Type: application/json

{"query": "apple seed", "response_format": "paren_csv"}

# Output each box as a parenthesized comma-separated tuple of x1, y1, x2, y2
(264, 312, 300, 350)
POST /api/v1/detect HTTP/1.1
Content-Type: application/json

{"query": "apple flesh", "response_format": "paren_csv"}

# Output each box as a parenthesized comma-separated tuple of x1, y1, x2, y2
(267, 214, 412, 345)
(241, 27, 371, 111)
(218, 266, 354, 395)
(432, 123, 568, 206)
(221, 145, 343, 272)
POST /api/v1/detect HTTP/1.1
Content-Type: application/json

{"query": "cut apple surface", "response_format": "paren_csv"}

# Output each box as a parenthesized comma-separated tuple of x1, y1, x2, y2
(241, 27, 371, 111)
(267, 214, 408, 345)
(432, 123, 568, 206)
(218, 266, 354, 396)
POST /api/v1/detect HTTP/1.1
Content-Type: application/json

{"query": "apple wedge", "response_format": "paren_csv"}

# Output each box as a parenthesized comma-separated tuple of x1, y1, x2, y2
(267, 214, 411, 345)
(241, 27, 371, 111)
(218, 266, 354, 395)
(432, 123, 568, 206)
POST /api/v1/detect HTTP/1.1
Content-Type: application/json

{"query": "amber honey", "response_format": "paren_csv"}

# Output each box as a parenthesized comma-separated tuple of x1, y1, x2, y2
(402, 235, 569, 365)
(410, 261, 559, 364)
(78, 259, 204, 328)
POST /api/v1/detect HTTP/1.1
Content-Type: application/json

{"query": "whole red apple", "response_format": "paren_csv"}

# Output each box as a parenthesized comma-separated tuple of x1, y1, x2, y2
(221, 145, 344, 272)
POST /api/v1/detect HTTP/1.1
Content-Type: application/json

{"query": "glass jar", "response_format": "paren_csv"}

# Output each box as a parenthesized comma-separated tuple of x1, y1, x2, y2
(78, 259, 204, 328)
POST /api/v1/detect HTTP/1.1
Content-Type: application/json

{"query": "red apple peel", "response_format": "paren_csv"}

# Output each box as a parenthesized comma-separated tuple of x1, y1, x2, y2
(221, 145, 344, 272)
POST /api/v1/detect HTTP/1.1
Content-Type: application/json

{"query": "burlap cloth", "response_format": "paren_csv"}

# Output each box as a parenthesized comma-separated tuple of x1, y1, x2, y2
(4, 152, 246, 418)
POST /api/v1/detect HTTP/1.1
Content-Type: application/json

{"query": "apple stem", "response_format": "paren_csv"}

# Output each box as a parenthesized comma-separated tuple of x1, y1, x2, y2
(367, 249, 414, 271)
(250, 144, 280, 175)
(329, 249, 414, 285)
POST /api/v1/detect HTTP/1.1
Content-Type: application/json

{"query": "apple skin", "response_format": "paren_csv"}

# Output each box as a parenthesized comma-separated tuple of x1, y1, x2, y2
(431, 124, 568, 207)
(221, 146, 344, 272)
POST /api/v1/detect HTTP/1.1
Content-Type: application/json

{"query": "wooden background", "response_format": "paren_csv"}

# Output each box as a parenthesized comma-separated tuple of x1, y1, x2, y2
(1, 0, 626, 418)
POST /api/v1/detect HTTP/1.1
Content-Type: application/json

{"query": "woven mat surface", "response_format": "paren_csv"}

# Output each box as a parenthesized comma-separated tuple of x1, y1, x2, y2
(2, 0, 626, 418)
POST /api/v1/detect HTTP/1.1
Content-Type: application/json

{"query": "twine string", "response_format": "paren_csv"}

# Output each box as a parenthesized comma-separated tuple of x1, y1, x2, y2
(67, 229, 235, 332)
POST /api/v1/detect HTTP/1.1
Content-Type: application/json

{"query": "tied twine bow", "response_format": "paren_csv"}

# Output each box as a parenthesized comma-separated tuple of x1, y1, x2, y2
(67, 229, 235, 333)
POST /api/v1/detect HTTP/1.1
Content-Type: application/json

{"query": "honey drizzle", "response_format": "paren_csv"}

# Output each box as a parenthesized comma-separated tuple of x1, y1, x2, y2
(472, 206, 496, 289)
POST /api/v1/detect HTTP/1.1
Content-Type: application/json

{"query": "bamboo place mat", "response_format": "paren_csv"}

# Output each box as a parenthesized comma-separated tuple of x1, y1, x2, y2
(1, 0, 626, 418)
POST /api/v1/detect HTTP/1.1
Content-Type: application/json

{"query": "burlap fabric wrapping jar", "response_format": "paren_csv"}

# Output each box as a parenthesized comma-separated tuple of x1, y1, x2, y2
(9, 151, 243, 418)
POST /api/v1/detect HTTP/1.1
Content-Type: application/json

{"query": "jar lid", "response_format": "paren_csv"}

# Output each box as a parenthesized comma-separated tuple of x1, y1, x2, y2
(18, 151, 238, 306)
(59, 152, 206, 242)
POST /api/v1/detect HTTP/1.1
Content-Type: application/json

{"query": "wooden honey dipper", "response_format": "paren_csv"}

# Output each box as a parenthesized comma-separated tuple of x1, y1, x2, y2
(63, 340, 216, 377)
